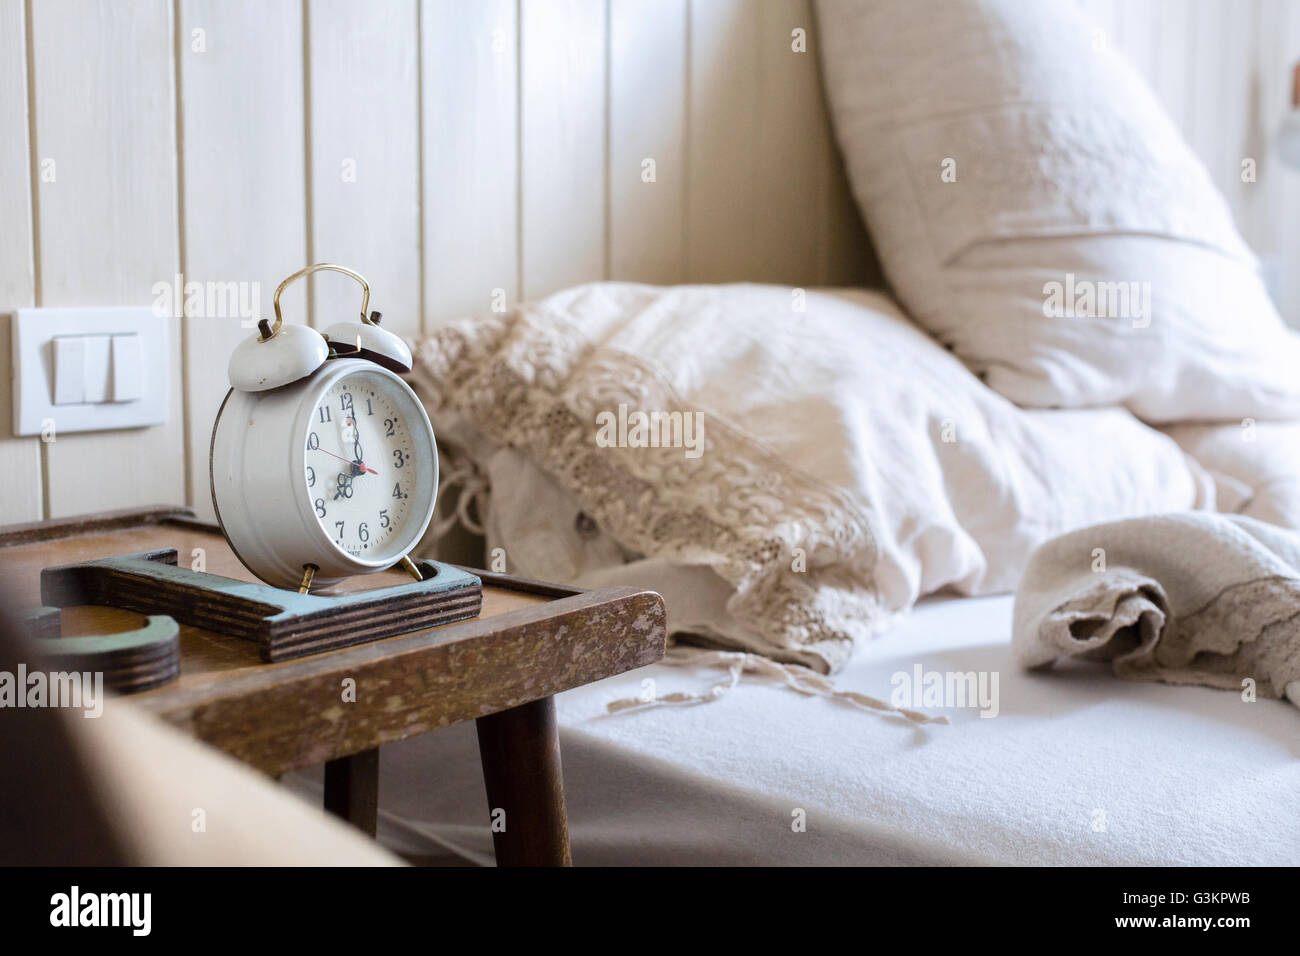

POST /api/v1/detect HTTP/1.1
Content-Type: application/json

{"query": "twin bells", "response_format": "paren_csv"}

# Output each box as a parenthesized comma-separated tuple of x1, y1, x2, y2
(227, 262, 412, 393)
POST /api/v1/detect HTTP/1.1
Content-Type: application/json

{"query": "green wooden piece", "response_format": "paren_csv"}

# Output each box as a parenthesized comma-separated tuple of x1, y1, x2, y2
(19, 606, 181, 694)
(22, 608, 179, 657)
(39, 549, 483, 662)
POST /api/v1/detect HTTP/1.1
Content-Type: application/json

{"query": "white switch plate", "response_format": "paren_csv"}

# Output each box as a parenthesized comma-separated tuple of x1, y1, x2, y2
(12, 307, 169, 435)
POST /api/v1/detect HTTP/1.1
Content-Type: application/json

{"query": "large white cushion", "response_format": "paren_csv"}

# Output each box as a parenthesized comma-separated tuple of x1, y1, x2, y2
(816, 0, 1300, 422)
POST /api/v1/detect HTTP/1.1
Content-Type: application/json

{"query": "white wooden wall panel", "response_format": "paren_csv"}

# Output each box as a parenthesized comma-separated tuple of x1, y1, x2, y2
(308, 0, 421, 337)
(751, 0, 824, 286)
(0, 0, 42, 522)
(686, 0, 759, 282)
(1242, 0, 1278, 260)
(1255, 0, 1300, 324)
(686, 0, 874, 287)
(421, 0, 519, 323)
(817, 136, 877, 288)
(8, 0, 1300, 523)
(28, 0, 185, 518)
(809, 2, 877, 286)
(766, 0, 876, 289)
(520, 0, 607, 299)
(1186, 0, 1255, 227)
(609, 0, 686, 285)
(1150, 0, 1196, 133)
(178, 0, 307, 521)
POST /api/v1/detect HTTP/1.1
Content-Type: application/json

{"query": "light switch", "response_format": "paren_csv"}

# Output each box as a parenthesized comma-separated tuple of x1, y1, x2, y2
(53, 336, 86, 405)
(13, 307, 168, 435)
(111, 333, 144, 402)
(52, 334, 116, 404)
(81, 334, 111, 403)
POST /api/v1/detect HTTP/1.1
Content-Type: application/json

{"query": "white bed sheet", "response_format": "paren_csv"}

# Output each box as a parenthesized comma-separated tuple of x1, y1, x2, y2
(288, 592, 1300, 865)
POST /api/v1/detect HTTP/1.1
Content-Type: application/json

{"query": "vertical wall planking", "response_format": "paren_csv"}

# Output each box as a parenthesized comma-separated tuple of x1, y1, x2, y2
(608, 0, 686, 285)
(808, 0, 877, 290)
(178, 0, 307, 521)
(28, 0, 185, 517)
(685, 0, 759, 283)
(1238, 0, 1271, 263)
(1258, 0, 1300, 325)
(1178, 3, 1221, 157)
(520, 0, 607, 299)
(0, 0, 42, 522)
(1185, 0, 1256, 228)
(11, 0, 1300, 526)
(1148, 0, 1194, 135)
(750, 0, 826, 287)
(308, 0, 421, 337)
(815, 146, 877, 289)
(421, 0, 519, 324)
(686, 0, 872, 288)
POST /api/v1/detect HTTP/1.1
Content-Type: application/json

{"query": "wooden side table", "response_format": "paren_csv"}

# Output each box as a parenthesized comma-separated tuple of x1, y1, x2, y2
(0, 507, 667, 866)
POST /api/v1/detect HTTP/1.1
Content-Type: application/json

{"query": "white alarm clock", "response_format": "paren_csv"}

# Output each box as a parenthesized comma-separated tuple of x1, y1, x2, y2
(211, 263, 438, 592)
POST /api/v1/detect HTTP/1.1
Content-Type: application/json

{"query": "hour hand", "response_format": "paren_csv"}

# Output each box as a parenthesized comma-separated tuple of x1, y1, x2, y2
(342, 412, 366, 472)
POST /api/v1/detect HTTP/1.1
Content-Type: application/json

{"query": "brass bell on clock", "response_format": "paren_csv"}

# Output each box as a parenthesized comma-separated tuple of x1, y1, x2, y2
(226, 263, 412, 393)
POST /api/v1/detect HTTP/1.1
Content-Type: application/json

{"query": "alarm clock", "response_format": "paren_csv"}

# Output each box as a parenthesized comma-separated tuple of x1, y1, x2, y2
(211, 263, 438, 593)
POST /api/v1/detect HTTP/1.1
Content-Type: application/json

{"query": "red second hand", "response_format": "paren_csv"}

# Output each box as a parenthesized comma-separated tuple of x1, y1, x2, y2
(313, 447, 378, 475)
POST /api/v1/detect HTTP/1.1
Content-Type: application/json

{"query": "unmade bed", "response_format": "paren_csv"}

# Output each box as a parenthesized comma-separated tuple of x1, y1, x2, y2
(318, 267, 1300, 866)
(334, 0, 1300, 861)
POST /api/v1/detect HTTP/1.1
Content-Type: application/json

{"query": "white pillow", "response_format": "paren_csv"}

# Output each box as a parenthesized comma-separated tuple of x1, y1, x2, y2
(816, 0, 1300, 422)
(1163, 421, 1300, 531)
(414, 282, 1211, 673)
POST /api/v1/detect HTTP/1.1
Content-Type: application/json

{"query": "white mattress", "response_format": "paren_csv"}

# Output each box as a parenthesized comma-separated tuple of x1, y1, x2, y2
(288, 592, 1300, 865)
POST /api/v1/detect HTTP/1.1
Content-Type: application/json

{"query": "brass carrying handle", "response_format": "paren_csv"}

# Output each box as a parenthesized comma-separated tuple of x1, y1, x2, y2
(264, 263, 373, 340)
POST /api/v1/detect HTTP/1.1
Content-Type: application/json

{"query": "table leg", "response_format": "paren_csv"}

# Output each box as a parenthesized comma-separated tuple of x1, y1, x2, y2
(323, 747, 380, 837)
(475, 696, 572, 866)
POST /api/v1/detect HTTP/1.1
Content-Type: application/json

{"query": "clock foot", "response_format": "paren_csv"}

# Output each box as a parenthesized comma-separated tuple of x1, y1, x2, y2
(297, 564, 318, 594)
(398, 554, 423, 582)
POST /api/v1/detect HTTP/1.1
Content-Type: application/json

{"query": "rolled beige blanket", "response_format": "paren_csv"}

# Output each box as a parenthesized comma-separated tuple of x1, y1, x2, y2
(1013, 513, 1300, 708)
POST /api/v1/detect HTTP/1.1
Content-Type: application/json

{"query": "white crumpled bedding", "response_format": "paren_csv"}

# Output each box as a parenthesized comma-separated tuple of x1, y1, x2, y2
(339, 279, 1300, 865)
(412, 281, 1298, 676)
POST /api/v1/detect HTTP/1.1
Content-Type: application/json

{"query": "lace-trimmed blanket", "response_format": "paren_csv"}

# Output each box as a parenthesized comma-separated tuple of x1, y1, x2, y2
(1013, 513, 1300, 707)
(412, 287, 887, 674)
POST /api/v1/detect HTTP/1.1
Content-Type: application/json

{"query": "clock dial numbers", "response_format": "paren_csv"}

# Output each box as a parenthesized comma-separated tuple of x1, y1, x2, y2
(333, 472, 353, 500)
(304, 373, 417, 559)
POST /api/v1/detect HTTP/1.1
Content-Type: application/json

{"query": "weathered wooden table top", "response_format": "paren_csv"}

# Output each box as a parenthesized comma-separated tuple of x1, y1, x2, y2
(0, 513, 666, 775)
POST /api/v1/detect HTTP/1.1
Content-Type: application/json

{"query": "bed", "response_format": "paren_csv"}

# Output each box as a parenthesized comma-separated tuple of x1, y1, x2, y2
(326, 270, 1300, 866)
(288, 590, 1300, 866)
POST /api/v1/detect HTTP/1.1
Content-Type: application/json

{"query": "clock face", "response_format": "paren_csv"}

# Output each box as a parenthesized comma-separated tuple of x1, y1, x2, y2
(302, 370, 429, 561)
